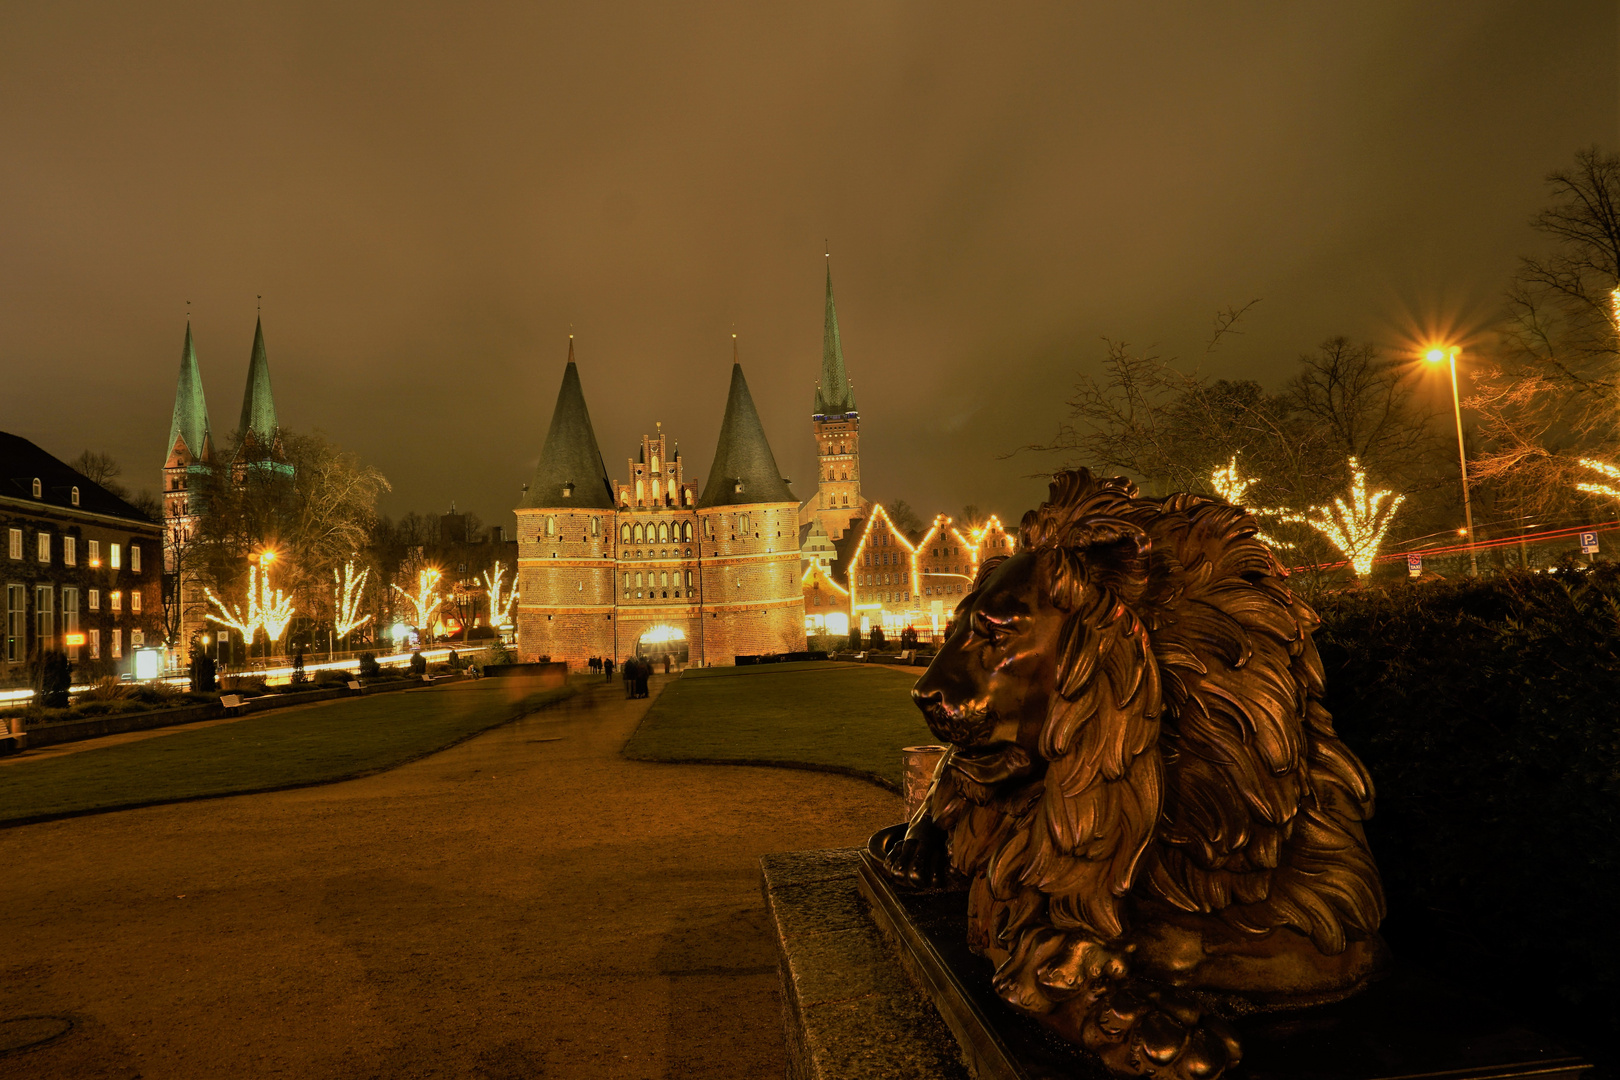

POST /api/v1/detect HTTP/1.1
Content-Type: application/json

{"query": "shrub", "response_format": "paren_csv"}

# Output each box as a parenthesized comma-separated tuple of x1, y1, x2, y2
(446, 649, 463, 670)
(1314, 568, 1620, 1057)
(486, 640, 516, 666)
(847, 624, 862, 651)
(868, 626, 887, 651)
(78, 676, 134, 703)
(358, 652, 381, 678)
(408, 651, 427, 676)
(34, 650, 71, 708)
(131, 682, 183, 707)
(290, 646, 308, 686)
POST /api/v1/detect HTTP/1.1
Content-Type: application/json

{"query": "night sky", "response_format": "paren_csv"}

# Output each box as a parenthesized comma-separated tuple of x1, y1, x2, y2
(3, 3, 1615, 530)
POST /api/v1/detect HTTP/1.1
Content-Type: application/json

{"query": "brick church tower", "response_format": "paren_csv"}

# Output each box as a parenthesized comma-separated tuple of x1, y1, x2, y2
(809, 261, 867, 540)
(513, 341, 619, 665)
(162, 321, 215, 653)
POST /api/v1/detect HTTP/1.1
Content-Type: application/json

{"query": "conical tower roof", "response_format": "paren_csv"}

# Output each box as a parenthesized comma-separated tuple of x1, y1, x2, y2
(701, 343, 796, 508)
(522, 342, 615, 509)
(167, 321, 212, 461)
(813, 262, 857, 417)
(238, 316, 280, 442)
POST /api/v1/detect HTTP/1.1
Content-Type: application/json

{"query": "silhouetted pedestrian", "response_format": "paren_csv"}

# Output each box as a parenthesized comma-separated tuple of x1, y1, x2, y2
(603, 657, 613, 682)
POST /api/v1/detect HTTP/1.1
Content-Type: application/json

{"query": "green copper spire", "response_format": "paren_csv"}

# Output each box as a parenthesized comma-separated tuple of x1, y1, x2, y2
(522, 340, 616, 509)
(701, 343, 796, 507)
(167, 321, 212, 461)
(813, 262, 857, 417)
(237, 316, 280, 443)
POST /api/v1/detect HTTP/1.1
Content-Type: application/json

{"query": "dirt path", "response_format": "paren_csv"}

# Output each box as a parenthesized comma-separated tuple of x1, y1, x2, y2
(0, 674, 904, 1079)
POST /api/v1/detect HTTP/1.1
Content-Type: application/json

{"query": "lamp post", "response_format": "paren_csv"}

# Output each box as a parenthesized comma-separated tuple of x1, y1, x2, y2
(1427, 347, 1478, 576)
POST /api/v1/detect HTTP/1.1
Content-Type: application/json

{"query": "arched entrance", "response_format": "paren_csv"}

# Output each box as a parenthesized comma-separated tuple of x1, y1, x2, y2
(636, 624, 689, 666)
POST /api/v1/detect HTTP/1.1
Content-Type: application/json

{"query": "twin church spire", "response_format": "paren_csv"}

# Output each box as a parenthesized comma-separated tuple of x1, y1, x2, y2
(164, 314, 284, 468)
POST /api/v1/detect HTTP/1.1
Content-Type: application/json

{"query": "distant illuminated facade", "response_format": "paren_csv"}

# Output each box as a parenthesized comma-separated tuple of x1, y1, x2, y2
(801, 263, 870, 541)
(514, 340, 806, 668)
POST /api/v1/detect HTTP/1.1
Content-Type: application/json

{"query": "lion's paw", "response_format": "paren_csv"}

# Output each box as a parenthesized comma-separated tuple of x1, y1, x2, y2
(1082, 988, 1241, 1080)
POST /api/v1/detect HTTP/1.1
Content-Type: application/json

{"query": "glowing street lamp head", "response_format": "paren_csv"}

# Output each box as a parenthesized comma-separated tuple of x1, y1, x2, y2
(1425, 348, 1448, 364)
(260, 549, 277, 563)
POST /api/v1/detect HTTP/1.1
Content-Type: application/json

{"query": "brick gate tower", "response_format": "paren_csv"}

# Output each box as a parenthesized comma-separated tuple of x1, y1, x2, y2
(514, 338, 806, 668)
(513, 342, 619, 666)
(808, 261, 867, 539)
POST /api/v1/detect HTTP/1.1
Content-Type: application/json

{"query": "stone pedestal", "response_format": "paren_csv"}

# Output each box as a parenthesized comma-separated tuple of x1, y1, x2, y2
(764, 848, 1592, 1080)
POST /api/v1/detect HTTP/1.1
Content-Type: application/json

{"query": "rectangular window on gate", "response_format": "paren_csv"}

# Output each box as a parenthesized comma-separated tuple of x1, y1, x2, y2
(4, 584, 23, 662)
(35, 585, 53, 648)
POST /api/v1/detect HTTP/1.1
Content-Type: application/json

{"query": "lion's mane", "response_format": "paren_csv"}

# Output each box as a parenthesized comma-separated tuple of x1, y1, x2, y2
(929, 469, 1384, 972)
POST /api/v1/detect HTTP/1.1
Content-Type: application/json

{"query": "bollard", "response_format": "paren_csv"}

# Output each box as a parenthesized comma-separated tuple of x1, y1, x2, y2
(900, 745, 948, 820)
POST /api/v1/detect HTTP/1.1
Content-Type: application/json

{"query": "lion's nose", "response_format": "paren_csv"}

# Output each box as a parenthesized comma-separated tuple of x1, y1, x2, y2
(912, 684, 943, 714)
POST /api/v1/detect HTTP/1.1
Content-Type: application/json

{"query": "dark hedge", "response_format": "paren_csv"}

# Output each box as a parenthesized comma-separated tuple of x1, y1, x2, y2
(1313, 567, 1620, 1061)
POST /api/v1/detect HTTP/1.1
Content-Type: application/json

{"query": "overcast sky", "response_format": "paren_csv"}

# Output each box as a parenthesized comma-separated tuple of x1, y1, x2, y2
(3, 2, 1616, 530)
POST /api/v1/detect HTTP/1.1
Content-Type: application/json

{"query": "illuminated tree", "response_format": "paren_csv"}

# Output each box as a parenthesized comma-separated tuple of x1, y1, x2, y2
(391, 567, 444, 634)
(333, 560, 372, 641)
(1575, 458, 1620, 499)
(1210, 456, 1255, 505)
(1288, 459, 1405, 577)
(482, 562, 517, 629)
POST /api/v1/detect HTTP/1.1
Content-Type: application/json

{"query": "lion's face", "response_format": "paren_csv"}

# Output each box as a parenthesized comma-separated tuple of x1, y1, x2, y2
(913, 552, 1064, 760)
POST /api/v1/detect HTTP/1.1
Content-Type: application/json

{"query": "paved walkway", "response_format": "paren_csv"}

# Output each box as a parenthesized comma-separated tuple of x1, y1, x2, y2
(0, 675, 904, 1079)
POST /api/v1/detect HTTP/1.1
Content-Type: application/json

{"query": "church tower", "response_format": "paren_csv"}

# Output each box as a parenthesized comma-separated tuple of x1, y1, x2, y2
(810, 261, 866, 539)
(162, 321, 215, 651)
(235, 316, 290, 474)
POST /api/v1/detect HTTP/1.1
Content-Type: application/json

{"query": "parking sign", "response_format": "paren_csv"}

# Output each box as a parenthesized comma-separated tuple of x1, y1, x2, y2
(1580, 531, 1599, 554)
(1406, 553, 1422, 577)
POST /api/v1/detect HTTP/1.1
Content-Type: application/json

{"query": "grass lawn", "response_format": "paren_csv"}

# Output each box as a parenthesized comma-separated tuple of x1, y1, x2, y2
(622, 662, 935, 789)
(0, 680, 575, 827)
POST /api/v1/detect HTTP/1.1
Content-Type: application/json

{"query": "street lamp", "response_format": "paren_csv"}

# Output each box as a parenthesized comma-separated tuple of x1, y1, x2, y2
(1426, 346, 1479, 576)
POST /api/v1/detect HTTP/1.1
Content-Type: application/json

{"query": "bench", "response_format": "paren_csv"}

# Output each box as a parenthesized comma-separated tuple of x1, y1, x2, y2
(221, 694, 247, 711)
(346, 680, 363, 693)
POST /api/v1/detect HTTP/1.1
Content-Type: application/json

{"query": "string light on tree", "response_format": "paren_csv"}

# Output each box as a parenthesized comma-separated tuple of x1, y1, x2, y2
(333, 560, 372, 640)
(391, 567, 444, 631)
(1210, 456, 1256, 506)
(482, 562, 518, 629)
(204, 566, 261, 646)
(256, 559, 297, 646)
(1290, 458, 1405, 577)
(1575, 457, 1620, 499)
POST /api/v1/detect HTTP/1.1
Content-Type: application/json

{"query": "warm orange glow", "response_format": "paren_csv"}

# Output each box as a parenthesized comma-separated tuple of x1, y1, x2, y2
(65, 633, 86, 646)
(1425, 347, 1449, 364)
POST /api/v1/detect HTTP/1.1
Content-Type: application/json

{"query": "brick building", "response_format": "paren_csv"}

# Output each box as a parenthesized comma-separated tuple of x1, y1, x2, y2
(3, 432, 163, 685)
(514, 339, 806, 668)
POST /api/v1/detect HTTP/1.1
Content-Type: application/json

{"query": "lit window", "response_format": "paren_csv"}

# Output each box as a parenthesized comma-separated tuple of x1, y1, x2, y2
(546, 516, 556, 536)
(131, 591, 141, 614)
(71, 486, 80, 506)
(89, 628, 100, 658)
(112, 628, 122, 658)
(37, 533, 50, 563)
(31, 478, 41, 498)
(8, 528, 21, 560)
(89, 589, 100, 611)
(64, 536, 76, 566)
(131, 546, 141, 572)
(88, 539, 100, 565)
(592, 517, 601, 537)
(110, 543, 121, 569)
(111, 590, 122, 613)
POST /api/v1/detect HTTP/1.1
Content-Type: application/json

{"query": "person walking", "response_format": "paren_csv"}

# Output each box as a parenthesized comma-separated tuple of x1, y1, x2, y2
(623, 657, 635, 699)
(634, 656, 651, 698)
(662, 654, 671, 675)
(603, 657, 613, 682)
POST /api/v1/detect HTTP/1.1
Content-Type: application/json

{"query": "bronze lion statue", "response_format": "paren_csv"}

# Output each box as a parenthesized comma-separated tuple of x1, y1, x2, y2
(875, 470, 1388, 1078)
